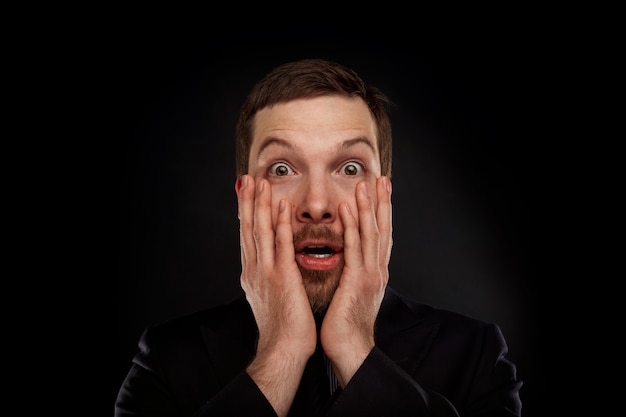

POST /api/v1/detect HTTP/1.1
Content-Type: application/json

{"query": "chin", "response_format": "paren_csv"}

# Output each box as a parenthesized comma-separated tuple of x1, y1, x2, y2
(300, 266, 341, 315)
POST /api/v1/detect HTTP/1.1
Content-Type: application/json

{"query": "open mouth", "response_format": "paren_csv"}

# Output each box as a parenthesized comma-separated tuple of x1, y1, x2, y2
(301, 245, 336, 258)
(294, 235, 343, 271)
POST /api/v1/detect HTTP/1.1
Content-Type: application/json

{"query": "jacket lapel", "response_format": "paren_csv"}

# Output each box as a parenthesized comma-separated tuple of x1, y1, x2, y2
(375, 287, 440, 375)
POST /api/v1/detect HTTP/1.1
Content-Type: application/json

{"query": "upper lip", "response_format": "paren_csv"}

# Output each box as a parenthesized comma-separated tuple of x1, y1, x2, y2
(295, 240, 343, 253)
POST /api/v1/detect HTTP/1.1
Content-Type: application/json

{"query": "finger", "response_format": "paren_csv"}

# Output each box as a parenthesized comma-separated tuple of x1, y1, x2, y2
(274, 199, 295, 266)
(376, 176, 393, 269)
(253, 178, 275, 268)
(339, 199, 362, 269)
(355, 181, 379, 271)
(238, 175, 257, 269)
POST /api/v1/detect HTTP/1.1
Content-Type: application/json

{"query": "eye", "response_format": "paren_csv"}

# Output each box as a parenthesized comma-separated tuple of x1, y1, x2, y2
(340, 161, 364, 176)
(269, 162, 295, 177)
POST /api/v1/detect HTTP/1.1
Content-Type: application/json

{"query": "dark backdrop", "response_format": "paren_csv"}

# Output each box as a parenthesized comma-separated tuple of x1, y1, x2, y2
(111, 31, 549, 415)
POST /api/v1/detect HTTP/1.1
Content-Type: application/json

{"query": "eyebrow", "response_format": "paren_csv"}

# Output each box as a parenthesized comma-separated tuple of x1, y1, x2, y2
(256, 136, 376, 160)
(257, 137, 293, 158)
(340, 137, 376, 153)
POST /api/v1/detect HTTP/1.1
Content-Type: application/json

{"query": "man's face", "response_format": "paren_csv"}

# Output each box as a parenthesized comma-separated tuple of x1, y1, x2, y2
(246, 95, 382, 312)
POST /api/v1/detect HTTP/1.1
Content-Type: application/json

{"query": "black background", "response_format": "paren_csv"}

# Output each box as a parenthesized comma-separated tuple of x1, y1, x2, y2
(109, 27, 552, 415)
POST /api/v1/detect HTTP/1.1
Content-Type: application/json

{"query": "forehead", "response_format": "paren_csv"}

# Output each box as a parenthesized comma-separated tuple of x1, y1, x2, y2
(250, 95, 378, 159)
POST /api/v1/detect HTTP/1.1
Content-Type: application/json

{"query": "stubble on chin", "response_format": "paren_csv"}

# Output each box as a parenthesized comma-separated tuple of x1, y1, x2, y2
(299, 266, 342, 315)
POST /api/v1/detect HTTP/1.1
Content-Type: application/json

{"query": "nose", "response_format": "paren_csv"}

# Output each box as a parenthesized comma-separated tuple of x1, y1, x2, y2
(295, 176, 336, 224)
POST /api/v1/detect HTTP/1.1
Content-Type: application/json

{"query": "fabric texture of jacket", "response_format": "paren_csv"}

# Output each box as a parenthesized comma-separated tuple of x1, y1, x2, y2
(115, 286, 522, 416)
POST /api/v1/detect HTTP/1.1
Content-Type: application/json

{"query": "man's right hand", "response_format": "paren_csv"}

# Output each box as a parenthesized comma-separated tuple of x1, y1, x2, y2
(237, 175, 316, 416)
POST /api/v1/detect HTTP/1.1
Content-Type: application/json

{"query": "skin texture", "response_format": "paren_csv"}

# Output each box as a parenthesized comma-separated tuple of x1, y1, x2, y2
(235, 96, 393, 417)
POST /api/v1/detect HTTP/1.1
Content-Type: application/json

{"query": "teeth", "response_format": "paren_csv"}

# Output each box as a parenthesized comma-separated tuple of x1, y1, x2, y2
(308, 253, 331, 258)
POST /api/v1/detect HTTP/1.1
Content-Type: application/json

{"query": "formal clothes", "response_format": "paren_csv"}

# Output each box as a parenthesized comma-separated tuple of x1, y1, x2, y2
(115, 286, 522, 416)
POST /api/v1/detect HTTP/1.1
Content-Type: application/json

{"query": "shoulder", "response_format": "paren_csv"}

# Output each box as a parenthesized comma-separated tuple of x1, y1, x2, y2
(381, 286, 506, 344)
(126, 297, 258, 403)
(379, 287, 512, 372)
(138, 296, 256, 353)
(383, 286, 490, 323)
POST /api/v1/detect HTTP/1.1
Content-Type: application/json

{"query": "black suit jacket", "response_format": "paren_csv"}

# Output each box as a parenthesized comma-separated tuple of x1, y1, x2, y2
(115, 287, 522, 416)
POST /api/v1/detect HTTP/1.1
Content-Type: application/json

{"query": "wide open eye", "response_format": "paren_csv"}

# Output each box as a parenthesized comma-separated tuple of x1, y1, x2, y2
(269, 162, 295, 177)
(341, 161, 364, 176)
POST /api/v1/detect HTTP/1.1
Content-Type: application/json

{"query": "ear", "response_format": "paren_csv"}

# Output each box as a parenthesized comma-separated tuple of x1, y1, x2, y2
(235, 176, 243, 196)
(234, 176, 243, 219)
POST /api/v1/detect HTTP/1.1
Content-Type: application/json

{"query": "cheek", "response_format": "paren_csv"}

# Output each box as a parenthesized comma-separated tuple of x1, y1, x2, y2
(341, 177, 378, 222)
(337, 181, 360, 221)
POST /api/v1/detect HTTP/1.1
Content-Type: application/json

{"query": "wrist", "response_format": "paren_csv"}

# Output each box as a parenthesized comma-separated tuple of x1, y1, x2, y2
(325, 342, 373, 387)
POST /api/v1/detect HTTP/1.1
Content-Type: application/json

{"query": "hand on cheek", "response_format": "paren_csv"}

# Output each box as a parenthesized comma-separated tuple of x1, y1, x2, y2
(339, 176, 392, 291)
(237, 175, 316, 359)
(320, 176, 393, 387)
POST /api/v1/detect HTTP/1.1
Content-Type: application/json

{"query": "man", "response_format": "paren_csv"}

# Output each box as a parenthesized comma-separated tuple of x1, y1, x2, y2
(115, 58, 522, 416)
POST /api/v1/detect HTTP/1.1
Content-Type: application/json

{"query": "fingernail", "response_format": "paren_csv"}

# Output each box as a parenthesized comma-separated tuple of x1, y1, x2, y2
(279, 199, 286, 212)
(257, 179, 264, 193)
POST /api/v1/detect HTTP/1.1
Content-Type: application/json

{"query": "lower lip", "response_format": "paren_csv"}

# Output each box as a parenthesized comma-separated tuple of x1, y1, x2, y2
(295, 252, 342, 271)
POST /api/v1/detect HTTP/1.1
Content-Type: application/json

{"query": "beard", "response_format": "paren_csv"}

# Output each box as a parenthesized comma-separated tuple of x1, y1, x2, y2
(293, 225, 344, 315)
(298, 265, 342, 315)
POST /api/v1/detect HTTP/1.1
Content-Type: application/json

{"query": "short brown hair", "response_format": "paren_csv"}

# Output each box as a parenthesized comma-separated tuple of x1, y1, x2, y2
(235, 58, 393, 178)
